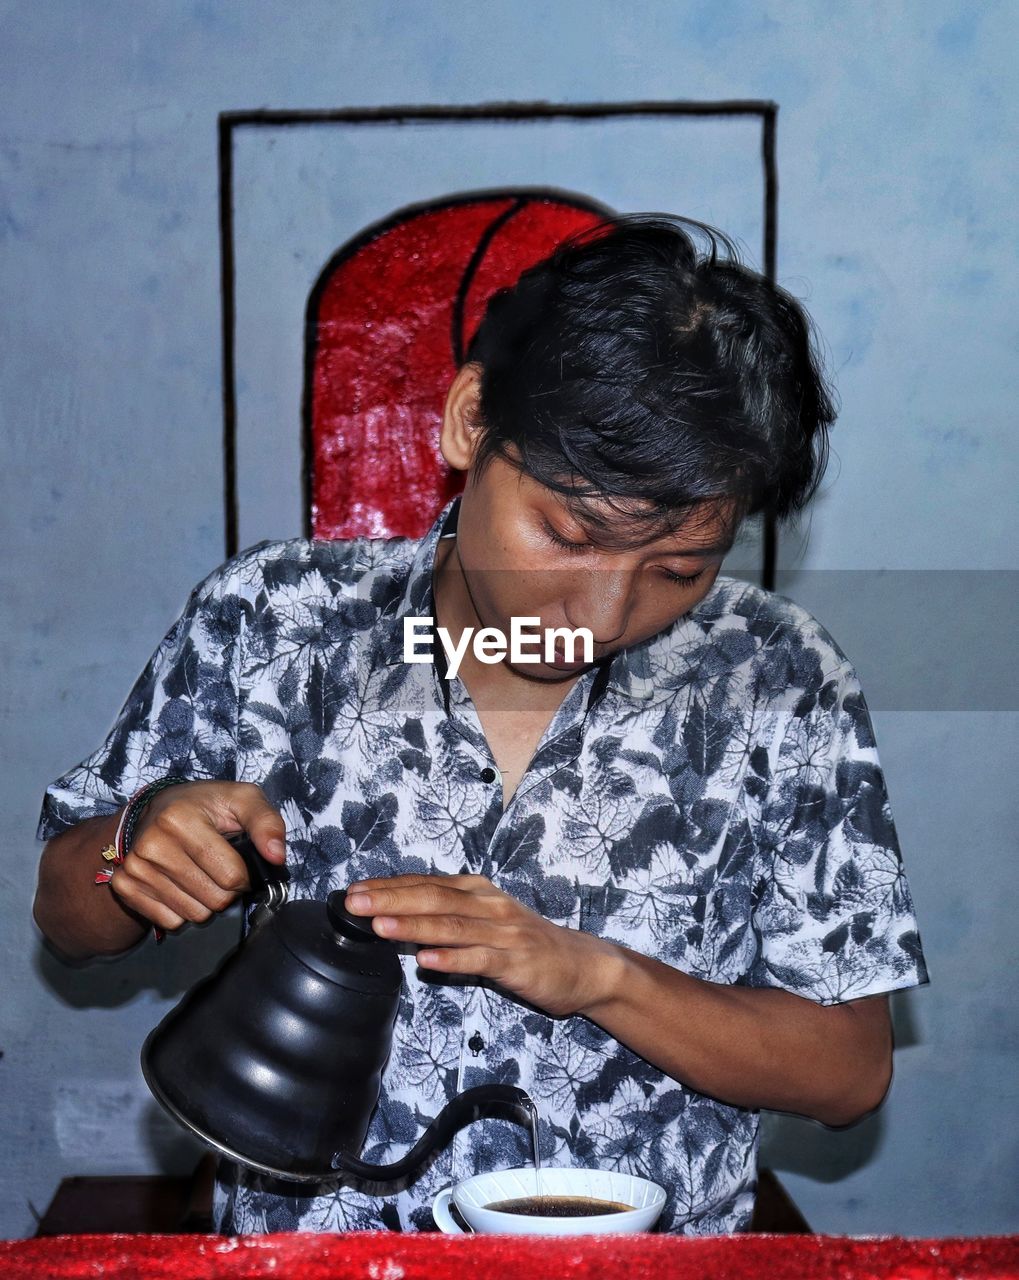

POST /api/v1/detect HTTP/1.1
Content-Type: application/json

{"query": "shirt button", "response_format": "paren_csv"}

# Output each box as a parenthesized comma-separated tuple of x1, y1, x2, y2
(468, 1031, 485, 1056)
(480, 766, 501, 785)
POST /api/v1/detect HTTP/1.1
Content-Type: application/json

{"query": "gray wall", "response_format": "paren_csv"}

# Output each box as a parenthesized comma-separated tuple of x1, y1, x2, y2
(2, 0, 1016, 1241)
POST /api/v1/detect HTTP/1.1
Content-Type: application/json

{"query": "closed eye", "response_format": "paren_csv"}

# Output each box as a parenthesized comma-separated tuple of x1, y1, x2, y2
(660, 568, 705, 586)
(542, 520, 705, 587)
(542, 520, 588, 554)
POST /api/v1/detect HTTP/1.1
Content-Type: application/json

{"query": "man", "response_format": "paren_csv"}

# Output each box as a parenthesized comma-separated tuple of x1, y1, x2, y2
(33, 215, 928, 1234)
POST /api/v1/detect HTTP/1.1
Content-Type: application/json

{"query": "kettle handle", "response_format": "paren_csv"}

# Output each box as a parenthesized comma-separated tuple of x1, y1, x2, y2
(331, 1085, 536, 1183)
(226, 832, 290, 926)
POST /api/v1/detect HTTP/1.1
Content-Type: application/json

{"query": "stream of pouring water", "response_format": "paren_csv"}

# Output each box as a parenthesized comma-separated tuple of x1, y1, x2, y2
(525, 1098, 543, 1198)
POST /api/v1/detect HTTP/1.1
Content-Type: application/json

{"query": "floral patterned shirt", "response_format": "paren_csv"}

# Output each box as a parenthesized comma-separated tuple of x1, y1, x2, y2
(38, 495, 928, 1235)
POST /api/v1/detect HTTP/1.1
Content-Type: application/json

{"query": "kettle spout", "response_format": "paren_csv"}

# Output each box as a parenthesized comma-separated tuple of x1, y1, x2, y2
(331, 1085, 536, 1183)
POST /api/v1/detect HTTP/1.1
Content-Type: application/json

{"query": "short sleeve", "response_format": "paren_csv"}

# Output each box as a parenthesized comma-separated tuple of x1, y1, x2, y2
(748, 659, 929, 1005)
(37, 562, 245, 840)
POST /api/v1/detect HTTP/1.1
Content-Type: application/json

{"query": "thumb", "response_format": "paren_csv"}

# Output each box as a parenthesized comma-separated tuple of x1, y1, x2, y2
(230, 786, 287, 866)
(249, 810, 287, 866)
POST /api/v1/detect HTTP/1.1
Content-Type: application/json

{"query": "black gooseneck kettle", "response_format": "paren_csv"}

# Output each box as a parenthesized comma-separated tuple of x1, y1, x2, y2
(141, 839, 535, 1183)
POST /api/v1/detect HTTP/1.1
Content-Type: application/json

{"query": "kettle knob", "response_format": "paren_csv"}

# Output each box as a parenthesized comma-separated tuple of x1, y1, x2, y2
(327, 890, 383, 943)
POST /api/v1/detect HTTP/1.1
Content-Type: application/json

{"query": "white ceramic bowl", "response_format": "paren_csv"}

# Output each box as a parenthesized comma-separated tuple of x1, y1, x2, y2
(432, 1165, 666, 1235)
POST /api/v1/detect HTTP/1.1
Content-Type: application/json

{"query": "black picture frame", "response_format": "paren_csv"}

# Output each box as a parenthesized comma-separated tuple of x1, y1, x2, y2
(218, 99, 779, 583)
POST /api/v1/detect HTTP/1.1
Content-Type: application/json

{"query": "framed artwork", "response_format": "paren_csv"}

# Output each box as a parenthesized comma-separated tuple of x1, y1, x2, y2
(219, 100, 778, 580)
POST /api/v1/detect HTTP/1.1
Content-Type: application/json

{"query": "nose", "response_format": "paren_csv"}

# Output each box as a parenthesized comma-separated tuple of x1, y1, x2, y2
(563, 566, 635, 646)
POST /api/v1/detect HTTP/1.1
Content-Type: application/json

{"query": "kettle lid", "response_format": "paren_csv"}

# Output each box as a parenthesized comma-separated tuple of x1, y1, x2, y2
(274, 889, 403, 994)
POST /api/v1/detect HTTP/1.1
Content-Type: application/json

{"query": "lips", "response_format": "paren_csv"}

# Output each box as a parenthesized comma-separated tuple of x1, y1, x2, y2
(516, 629, 597, 666)
(549, 643, 590, 667)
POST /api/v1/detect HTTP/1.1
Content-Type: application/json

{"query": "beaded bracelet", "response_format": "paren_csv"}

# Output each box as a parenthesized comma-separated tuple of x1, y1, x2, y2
(94, 777, 185, 879)
(94, 776, 188, 942)
(120, 776, 185, 857)
(94, 794, 148, 880)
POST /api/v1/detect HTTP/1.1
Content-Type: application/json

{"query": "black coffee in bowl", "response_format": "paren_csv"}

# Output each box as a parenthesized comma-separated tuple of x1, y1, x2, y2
(484, 1195, 634, 1217)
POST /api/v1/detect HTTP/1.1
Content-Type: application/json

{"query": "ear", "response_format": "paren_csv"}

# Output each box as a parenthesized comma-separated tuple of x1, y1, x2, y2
(439, 363, 484, 472)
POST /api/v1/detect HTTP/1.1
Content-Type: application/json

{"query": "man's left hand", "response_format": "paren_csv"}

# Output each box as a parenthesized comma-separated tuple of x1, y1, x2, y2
(343, 873, 618, 1018)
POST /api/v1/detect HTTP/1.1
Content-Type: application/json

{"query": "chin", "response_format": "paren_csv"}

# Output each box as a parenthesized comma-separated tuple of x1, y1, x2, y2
(508, 660, 590, 682)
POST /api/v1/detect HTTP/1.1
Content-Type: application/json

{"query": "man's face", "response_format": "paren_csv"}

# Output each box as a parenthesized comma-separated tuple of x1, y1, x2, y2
(451, 451, 733, 682)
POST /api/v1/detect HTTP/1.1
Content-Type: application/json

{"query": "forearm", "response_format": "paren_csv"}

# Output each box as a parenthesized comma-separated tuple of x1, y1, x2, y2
(33, 814, 151, 962)
(580, 940, 892, 1127)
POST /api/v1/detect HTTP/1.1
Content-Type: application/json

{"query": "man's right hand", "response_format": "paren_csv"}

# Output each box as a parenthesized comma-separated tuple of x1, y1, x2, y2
(109, 781, 287, 933)
(33, 781, 287, 962)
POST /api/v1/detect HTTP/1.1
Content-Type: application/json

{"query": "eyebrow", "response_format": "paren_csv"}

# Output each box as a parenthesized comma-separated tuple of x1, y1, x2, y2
(668, 542, 733, 558)
(558, 514, 732, 559)
(546, 495, 735, 558)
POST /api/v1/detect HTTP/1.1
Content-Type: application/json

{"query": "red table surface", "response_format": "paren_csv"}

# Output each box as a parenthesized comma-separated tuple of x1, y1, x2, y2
(1, 1233, 1016, 1280)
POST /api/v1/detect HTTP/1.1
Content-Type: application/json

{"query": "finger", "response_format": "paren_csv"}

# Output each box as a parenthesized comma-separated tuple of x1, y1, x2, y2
(347, 873, 492, 893)
(415, 946, 498, 977)
(371, 912, 499, 946)
(347, 875, 435, 892)
(109, 866, 191, 932)
(131, 826, 247, 912)
(119, 858, 214, 926)
(227, 784, 287, 864)
(110, 867, 187, 931)
(346, 881, 492, 920)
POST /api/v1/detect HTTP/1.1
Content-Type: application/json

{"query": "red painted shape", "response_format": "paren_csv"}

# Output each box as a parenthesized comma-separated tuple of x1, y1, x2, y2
(2, 1233, 1017, 1280)
(309, 195, 608, 540)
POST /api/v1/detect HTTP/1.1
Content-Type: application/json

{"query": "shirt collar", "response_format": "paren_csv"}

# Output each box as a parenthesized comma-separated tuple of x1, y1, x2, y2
(606, 583, 731, 704)
(368, 495, 461, 672)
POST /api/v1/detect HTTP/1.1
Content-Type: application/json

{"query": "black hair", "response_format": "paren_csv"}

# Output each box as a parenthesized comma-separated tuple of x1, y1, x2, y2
(464, 213, 835, 547)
